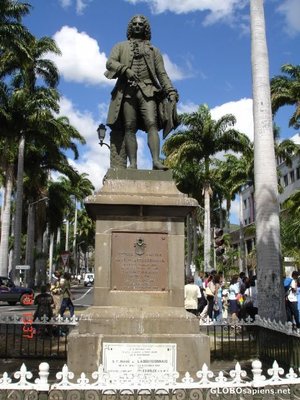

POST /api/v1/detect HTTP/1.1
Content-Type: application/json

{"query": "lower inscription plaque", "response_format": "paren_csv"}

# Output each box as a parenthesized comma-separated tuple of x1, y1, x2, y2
(111, 232, 168, 291)
(103, 342, 177, 377)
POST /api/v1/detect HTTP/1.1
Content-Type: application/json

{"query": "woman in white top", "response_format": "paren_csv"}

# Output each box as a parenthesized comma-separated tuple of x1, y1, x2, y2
(228, 275, 240, 319)
(184, 276, 201, 316)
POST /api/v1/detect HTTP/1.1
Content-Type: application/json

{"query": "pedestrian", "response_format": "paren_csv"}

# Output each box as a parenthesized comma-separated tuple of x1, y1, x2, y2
(184, 276, 201, 316)
(228, 275, 240, 319)
(285, 270, 300, 329)
(195, 272, 204, 289)
(222, 289, 229, 319)
(50, 271, 63, 316)
(60, 272, 75, 318)
(297, 277, 300, 324)
(214, 274, 224, 321)
(242, 276, 258, 320)
(33, 284, 54, 336)
(206, 273, 221, 320)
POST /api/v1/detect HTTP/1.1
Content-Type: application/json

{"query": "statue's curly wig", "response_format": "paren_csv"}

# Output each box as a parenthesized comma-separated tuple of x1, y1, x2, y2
(127, 15, 151, 40)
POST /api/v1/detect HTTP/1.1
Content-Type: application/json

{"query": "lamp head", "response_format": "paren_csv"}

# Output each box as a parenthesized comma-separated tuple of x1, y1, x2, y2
(97, 123, 107, 145)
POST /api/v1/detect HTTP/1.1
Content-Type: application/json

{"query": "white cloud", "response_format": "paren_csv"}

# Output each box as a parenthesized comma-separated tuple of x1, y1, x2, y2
(125, 0, 248, 25)
(277, 0, 300, 36)
(50, 26, 109, 86)
(229, 197, 240, 225)
(58, 0, 93, 14)
(58, 0, 72, 8)
(177, 98, 254, 141)
(162, 54, 186, 81)
(211, 98, 254, 141)
(290, 133, 300, 144)
(59, 96, 109, 191)
(177, 101, 197, 114)
(59, 97, 98, 143)
(76, 0, 92, 14)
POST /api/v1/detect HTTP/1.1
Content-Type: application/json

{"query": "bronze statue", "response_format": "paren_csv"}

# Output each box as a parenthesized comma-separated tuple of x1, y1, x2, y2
(105, 15, 179, 170)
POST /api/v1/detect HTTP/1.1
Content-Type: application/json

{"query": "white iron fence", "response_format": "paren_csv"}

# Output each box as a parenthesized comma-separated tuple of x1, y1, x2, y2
(0, 359, 300, 399)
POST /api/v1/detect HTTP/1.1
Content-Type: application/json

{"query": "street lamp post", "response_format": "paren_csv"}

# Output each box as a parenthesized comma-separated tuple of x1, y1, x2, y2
(97, 123, 110, 149)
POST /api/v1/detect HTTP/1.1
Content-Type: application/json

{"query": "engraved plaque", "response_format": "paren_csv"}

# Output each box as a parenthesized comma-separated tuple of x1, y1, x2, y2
(111, 232, 168, 291)
(103, 343, 176, 377)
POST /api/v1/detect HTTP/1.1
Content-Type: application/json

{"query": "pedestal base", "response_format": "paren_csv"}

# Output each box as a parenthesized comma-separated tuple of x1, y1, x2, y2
(69, 171, 209, 378)
(68, 306, 209, 377)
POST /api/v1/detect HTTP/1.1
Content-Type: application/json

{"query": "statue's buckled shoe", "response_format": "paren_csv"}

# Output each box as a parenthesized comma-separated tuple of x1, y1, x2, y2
(152, 161, 168, 170)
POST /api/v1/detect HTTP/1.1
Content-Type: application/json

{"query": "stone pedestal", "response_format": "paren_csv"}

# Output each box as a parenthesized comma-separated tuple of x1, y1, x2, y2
(68, 169, 209, 377)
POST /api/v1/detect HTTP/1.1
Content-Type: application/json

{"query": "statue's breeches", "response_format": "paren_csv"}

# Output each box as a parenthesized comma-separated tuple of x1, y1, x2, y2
(122, 89, 158, 132)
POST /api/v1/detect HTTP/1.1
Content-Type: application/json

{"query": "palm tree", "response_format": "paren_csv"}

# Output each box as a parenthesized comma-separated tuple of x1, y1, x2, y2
(0, 0, 32, 62)
(271, 64, 300, 129)
(281, 190, 300, 266)
(0, 81, 23, 276)
(215, 153, 254, 273)
(250, 0, 285, 322)
(163, 104, 250, 272)
(23, 115, 86, 287)
(0, 1, 61, 280)
(10, 36, 61, 280)
(0, 79, 61, 278)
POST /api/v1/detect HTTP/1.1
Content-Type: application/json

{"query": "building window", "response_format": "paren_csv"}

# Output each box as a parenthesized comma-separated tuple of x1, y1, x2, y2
(283, 174, 288, 187)
(290, 170, 295, 183)
(297, 167, 300, 180)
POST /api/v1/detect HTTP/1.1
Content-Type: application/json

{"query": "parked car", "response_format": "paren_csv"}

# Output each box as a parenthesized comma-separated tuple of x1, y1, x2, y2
(0, 276, 34, 306)
(84, 273, 94, 287)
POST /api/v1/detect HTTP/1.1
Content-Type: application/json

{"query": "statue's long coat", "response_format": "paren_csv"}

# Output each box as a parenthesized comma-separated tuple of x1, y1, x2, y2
(105, 40, 175, 132)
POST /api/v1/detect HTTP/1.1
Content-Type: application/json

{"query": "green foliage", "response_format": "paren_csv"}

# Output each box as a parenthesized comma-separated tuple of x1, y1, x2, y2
(271, 64, 300, 129)
(281, 190, 300, 267)
(0, 1, 94, 281)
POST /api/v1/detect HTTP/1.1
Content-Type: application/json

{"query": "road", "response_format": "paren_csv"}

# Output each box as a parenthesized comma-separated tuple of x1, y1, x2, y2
(0, 283, 94, 318)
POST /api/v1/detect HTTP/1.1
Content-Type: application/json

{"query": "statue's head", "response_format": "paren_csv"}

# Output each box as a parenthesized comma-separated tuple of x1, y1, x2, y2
(127, 15, 151, 40)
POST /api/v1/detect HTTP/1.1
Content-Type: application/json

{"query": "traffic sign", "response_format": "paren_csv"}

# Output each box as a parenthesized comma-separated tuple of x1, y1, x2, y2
(61, 252, 70, 266)
(16, 265, 30, 270)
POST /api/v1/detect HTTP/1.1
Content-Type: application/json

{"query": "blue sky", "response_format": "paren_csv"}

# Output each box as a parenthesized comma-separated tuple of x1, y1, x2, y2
(23, 0, 300, 222)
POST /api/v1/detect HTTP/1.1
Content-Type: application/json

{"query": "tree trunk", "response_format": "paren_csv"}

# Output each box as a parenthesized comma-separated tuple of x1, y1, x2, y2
(35, 233, 44, 287)
(250, 0, 285, 321)
(239, 192, 246, 273)
(12, 135, 25, 284)
(25, 204, 35, 288)
(35, 203, 48, 287)
(186, 215, 192, 277)
(192, 210, 198, 260)
(203, 183, 211, 272)
(0, 164, 14, 276)
(49, 232, 54, 280)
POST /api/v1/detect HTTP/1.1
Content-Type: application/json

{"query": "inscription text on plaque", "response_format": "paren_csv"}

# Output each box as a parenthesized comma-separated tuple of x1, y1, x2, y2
(103, 343, 176, 376)
(111, 232, 168, 291)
